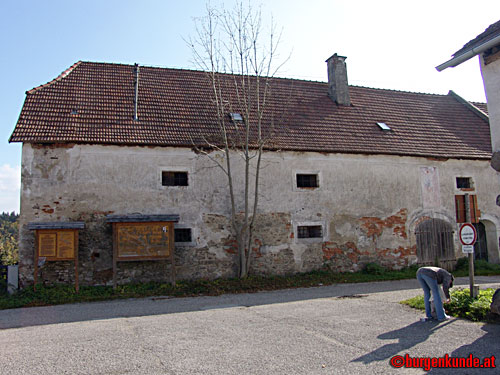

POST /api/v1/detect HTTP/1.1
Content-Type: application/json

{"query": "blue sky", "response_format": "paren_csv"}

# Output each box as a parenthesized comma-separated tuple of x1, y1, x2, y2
(1, 0, 499, 213)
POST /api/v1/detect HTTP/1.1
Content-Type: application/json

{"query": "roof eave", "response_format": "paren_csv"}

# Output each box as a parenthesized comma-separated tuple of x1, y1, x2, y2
(436, 34, 500, 71)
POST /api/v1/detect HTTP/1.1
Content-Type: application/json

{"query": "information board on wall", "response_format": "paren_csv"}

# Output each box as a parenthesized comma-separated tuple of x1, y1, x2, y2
(38, 230, 76, 260)
(29, 221, 84, 293)
(58, 231, 76, 258)
(39, 233, 57, 257)
(115, 222, 173, 260)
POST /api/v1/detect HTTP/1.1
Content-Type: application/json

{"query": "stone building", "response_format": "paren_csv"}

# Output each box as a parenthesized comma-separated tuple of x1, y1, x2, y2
(9, 54, 500, 288)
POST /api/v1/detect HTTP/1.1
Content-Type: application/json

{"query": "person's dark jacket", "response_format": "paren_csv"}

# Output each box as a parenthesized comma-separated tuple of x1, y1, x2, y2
(416, 267, 454, 299)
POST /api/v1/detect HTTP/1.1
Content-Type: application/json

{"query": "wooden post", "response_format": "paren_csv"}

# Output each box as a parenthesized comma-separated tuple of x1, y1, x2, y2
(34, 230, 39, 292)
(74, 230, 79, 293)
(464, 194, 477, 298)
(170, 223, 176, 287)
(112, 223, 118, 290)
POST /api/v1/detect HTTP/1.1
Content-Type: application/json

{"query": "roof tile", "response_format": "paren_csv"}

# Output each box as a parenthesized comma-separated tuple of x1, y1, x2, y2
(9, 61, 491, 159)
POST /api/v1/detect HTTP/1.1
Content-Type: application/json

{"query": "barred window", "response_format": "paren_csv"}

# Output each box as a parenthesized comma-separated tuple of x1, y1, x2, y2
(174, 228, 192, 243)
(297, 225, 322, 239)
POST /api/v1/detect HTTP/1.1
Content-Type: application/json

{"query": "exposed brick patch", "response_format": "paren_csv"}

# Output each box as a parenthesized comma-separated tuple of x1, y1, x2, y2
(323, 237, 416, 272)
(376, 245, 417, 268)
(322, 241, 343, 260)
(360, 209, 408, 239)
(224, 239, 238, 255)
(252, 238, 263, 258)
(414, 215, 432, 228)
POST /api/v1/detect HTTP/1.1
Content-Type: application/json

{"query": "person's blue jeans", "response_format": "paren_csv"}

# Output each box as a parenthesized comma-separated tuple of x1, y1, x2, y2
(417, 272, 446, 320)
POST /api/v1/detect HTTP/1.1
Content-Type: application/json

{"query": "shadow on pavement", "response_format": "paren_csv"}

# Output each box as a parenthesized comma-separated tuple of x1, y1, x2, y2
(427, 323, 499, 374)
(352, 319, 448, 365)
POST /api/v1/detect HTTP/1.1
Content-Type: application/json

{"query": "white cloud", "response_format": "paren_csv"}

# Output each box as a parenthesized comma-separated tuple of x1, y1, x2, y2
(0, 164, 21, 213)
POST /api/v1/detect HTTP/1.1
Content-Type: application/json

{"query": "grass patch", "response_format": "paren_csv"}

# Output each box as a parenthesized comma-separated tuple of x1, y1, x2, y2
(453, 258, 500, 277)
(2, 261, 499, 311)
(0, 265, 420, 310)
(401, 288, 500, 324)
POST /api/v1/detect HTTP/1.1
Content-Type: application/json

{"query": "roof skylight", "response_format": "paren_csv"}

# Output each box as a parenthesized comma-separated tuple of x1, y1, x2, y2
(230, 112, 243, 122)
(376, 122, 391, 131)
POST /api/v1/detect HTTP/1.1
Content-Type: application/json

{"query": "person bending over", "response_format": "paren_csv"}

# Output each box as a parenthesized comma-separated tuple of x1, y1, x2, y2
(416, 266, 454, 321)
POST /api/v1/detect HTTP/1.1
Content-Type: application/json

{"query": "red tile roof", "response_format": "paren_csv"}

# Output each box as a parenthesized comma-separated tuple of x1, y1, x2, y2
(9, 61, 491, 159)
(453, 19, 500, 58)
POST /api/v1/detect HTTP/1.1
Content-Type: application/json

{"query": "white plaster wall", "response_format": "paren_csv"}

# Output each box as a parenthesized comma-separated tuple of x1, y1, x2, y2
(481, 54, 500, 152)
(20, 144, 500, 276)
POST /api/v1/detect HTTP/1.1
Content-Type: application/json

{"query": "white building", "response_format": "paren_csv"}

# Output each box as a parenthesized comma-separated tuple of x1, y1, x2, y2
(10, 54, 500, 287)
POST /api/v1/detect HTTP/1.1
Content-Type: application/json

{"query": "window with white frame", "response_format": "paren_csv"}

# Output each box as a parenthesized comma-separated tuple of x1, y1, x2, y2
(293, 221, 326, 242)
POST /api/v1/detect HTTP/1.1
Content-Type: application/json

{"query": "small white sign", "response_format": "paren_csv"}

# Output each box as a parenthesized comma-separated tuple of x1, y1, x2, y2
(462, 245, 474, 254)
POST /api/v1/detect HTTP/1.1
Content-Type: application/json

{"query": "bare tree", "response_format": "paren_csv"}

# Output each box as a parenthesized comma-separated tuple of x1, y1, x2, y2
(188, 2, 287, 278)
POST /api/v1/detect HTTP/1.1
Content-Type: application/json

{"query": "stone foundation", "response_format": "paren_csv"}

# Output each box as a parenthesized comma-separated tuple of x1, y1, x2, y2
(19, 210, 419, 288)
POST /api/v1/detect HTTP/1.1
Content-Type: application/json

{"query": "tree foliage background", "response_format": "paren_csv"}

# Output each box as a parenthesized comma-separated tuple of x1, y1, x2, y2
(0, 212, 19, 265)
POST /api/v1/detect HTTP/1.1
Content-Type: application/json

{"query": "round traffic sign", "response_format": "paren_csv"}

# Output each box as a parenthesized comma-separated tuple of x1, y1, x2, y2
(459, 223, 477, 246)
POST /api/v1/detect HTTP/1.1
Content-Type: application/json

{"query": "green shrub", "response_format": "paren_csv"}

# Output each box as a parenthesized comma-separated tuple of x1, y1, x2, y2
(454, 257, 469, 272)
(475, 259, 500, 273)
(0, 212, 19, 266)
(447, 288, 495, 322)
(454, 257, 500, 276)
(402, 288, 499, 323)
(362, 263, 386, 275)
(0, 278, 8, 297)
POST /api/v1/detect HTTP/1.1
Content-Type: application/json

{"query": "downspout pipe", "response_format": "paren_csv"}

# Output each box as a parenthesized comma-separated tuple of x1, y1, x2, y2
(436, 34, 500, 71)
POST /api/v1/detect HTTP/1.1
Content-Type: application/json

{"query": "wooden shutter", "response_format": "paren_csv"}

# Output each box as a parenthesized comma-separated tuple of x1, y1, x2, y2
(470, 195, 480, 224)
(455, 195, 480, 223)
(455, 195, 466, 223)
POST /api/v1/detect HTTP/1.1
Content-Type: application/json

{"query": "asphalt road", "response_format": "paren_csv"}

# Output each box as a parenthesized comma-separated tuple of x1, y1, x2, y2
(1, 276, 499, 374)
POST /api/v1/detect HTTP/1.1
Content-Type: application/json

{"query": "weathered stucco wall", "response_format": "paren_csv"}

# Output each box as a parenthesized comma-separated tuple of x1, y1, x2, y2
(481, 53, 500, 152)
(18, 143, 500, 287)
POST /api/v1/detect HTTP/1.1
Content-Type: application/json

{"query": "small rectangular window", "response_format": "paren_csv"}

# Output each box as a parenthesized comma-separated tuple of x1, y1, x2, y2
(456, 177, 472, 189)
(297, 174, 319, 188)
(297, 225, 323, 239)
(162, 171, 188, 186)
(175, 228, 192, 243)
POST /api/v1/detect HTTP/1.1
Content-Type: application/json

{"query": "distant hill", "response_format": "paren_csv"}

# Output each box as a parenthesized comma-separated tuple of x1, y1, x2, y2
(0, 212, 19, 265)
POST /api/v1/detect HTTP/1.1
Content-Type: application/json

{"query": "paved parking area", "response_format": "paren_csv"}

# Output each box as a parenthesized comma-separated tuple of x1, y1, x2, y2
(1, 276, 499, 374)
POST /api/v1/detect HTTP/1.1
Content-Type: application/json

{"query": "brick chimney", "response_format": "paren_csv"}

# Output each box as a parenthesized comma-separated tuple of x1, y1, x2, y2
(326, 53, 351, 106)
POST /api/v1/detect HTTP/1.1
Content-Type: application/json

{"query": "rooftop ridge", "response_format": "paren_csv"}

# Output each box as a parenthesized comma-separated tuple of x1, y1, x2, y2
(10, 60, 491, 160)
(348, 84, 454, 99)
(27, 61, 82, 94)
(448, 90, 489, 122)
(72, 60, 471, 101)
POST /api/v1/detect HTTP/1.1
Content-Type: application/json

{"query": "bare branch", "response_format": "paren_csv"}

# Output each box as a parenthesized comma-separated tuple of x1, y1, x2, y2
(187, 1, 288, 278)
